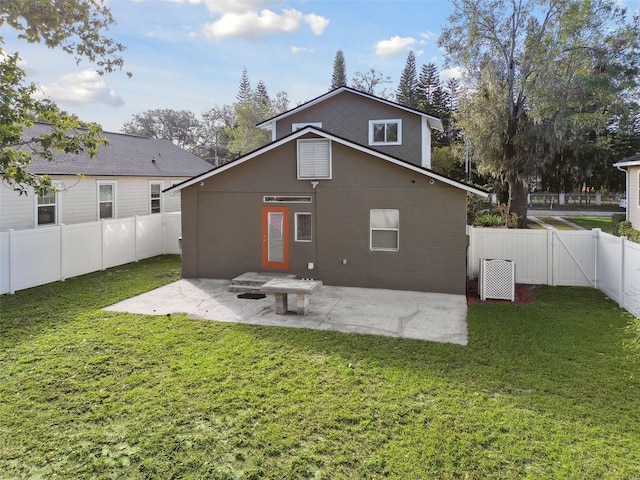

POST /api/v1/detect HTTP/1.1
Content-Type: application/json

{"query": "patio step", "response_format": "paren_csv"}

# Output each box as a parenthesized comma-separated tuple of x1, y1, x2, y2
(228, 284, 264, 294)
(228, 272, 297, 293)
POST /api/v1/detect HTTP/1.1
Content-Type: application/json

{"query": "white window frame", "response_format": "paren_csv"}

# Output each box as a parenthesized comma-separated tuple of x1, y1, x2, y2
(169, 180, 181, 196)
(297, 139, 332, 180)
(149, 181, 163, 214)
(97, 180, 117, 220)
(368, 119, 402, 146)
(295, 212, 312, 242)
(34, 181, 62, 227)
(292, 122, 322, 132)
(370, 209, 400, 252)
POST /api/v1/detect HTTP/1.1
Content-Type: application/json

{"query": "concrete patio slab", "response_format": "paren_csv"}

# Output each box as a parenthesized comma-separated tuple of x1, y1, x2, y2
(104, 278, 468, 345)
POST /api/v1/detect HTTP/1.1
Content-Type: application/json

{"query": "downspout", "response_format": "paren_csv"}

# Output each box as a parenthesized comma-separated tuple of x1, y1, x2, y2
(311, 181, 319, 280)
(615, 164, 629, 222)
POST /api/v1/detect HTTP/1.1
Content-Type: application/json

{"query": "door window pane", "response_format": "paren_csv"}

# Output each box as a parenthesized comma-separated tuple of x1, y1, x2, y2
(268, 212, 284, 262)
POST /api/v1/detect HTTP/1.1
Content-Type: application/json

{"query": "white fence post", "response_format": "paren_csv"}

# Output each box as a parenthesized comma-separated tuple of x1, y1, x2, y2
(8, 229, 15, 295)
(60, 223, 66, 282)
(620, 236, 627, 309)
(134, 215, 139, 262)
(101, 219, 106, 271)
(547, 229, 554, 286)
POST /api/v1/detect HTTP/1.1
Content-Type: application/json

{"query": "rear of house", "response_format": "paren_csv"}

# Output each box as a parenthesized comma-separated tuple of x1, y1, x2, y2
(174, 128, 484, 295)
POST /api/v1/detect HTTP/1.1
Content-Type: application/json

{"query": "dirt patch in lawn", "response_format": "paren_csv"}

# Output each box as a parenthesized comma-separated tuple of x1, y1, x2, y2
(466, 279, 540, 305)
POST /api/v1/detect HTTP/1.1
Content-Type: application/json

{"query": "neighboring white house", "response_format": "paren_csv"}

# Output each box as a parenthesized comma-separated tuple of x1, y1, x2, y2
(1, 123, 212, 231)
(614, 153, 640, 230)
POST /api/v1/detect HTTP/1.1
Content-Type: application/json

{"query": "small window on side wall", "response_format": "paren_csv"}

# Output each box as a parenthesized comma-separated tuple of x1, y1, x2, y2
(36, 185, 58, 226)
(369, 119, 402, 146)
(98, 181, 116, 219)
(370, 209, 399, 251)
(150, 181, 163, 214)
(295, 212, 312, 242)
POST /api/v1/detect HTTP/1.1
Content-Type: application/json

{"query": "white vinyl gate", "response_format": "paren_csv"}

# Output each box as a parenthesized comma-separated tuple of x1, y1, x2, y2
(468, 226, 640, 319)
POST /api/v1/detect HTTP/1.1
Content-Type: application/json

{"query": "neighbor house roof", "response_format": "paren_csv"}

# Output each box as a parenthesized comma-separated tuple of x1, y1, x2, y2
(165, 126, 488, 197)
(16, 122, 212, 177)
(257, 86, 445, 132)
(613, 153, 640, 168)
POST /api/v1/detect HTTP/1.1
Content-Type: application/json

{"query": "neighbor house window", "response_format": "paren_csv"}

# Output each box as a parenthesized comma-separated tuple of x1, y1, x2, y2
(295, 212, 312, 242)
(370, 209, 399, 251)
(97, 181, 116, 219)
(36, 185, 59, 226)
(150, 181, 163, 214)
(292, 122, 322, 132)
(297, 139, 331, 179)
(368, 119, 402, 145)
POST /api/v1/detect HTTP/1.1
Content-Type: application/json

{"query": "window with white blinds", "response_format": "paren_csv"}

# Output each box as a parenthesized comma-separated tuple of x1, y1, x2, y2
(297, 139, 331, 179)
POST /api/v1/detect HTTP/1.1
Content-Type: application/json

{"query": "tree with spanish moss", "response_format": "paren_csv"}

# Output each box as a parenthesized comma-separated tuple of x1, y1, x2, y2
(440, 0, 640, 227)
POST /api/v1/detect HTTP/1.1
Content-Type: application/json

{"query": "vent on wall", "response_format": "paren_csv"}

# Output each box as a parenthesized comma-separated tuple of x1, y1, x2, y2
(479, 258, 515, 302)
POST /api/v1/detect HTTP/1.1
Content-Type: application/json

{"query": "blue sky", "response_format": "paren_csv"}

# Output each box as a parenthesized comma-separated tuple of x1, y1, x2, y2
(3, 0, 461, 132)
(5, 0, 639, 133)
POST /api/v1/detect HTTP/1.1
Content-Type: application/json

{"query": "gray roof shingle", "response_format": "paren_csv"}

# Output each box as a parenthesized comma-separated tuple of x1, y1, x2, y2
(17, 123, 212, 177)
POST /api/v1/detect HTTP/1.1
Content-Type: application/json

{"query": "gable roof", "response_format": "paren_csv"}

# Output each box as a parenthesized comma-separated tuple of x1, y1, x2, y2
(15, 122, 212, 177)
(613, 153, 640, 168)
(257, 86, 445, 132)
(165, 126, 487, 197)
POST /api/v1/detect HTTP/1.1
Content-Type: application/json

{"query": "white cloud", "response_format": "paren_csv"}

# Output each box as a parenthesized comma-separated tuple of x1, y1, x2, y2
(291, 46, 315, 54)
(37, 69, 124, 107)
(203, 8, 310, 39)
(303, 13, 329, 35)
(440, 66, 463, 81)
(175, 0, 328, 39)
(420, 31, 437, 43)
(374, 36, 416, 57)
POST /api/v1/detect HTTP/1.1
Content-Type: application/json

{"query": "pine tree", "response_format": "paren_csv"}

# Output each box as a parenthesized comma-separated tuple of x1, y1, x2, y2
(396, 51, 419, 109)
(418, 63, 440, 113)
(236, 67, 252, 103)
(446, 77, 460, 112)
(330, 50, 347, 89)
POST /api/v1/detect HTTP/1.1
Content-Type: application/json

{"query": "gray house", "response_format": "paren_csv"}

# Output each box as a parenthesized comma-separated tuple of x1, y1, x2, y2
(168, 88, 486, 294)
(1, 123, 212, 231)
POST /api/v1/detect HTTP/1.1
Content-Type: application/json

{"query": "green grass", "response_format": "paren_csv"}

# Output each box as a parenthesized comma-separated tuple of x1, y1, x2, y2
(536, 216, 576, 230)
(565, 216, 615, 234)
(1, 256, 639, 479)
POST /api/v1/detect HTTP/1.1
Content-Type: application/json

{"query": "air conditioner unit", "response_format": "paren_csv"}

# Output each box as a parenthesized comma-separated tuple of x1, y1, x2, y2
(479, 258, 515, 302)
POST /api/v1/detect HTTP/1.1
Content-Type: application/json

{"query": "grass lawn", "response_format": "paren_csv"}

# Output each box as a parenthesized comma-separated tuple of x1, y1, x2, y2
(534, 216, 576, 230)
(565, 216, 615, 234)
(1, 255, 639, 479)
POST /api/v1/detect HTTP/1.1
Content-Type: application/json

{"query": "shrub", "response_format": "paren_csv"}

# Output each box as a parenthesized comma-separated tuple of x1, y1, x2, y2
(617, 220, 640, 243)
(612, 213, 626, 234)
(473, 212, 504, 227)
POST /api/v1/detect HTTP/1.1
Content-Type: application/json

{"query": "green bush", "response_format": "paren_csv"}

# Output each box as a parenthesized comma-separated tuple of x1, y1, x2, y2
(617, 220, 640, 243)
(612, 213, 626, 234)
(473, 212, 504, 227)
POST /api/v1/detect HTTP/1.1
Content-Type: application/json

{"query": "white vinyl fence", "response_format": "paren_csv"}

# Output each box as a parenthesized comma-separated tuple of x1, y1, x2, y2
(468, 226, 640, 319)
(0, 212, 182, 295)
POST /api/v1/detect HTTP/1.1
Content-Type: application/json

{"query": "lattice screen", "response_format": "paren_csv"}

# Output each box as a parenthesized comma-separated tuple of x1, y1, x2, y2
(479, 259, 515, 302)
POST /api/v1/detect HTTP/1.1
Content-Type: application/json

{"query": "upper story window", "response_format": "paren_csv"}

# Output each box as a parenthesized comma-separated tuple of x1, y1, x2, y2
(97, 181, 116, 219)
(297, 139, 331, 180)
(369, 119, 402, 146)
(36, 185, 58, 226)
(292, 122, 322, 132)
(150, 181, 163, 214)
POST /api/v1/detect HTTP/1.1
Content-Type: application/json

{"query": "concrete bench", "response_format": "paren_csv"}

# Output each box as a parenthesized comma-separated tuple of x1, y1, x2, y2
(260, 278, 323, 315)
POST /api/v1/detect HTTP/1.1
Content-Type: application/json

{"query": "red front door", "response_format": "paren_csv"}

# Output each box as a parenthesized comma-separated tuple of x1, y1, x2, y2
(261, 206, 289, 270)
